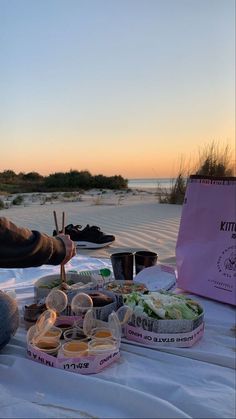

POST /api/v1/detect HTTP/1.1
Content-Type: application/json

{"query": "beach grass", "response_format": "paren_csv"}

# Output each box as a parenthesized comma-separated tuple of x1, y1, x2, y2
(157, 141, 234, 205)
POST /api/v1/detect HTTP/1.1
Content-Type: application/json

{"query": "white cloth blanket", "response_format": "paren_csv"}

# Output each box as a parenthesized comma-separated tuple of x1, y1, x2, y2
(0, 256, 235, 418)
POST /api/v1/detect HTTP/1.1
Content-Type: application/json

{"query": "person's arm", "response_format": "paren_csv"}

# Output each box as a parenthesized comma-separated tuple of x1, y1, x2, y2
(0, 217, 71, 268)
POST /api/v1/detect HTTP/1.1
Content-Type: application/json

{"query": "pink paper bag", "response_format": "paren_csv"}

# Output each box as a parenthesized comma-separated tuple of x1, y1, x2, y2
(176, 175, 236, 305)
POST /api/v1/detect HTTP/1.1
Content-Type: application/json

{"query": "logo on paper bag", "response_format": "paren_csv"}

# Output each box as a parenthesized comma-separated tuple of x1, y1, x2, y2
(217, 245, 236, 279)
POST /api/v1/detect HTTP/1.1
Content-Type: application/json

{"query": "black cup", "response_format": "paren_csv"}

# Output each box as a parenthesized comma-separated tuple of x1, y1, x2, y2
(135, 251, 158, 275)
(111, 252, 134, 281)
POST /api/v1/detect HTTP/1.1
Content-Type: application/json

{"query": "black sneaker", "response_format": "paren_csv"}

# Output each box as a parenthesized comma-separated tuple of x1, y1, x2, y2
(53, 224, 115, 249)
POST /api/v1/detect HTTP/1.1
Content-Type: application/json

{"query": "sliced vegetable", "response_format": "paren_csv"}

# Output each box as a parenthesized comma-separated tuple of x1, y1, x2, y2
(124, 291, 202, 320)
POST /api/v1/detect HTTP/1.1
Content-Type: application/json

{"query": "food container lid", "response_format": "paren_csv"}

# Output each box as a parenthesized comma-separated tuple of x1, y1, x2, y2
(115, 305, 133, 325)
(45, 289, 68, 314)
(71, 292, 93, 315)
(83, 308, 97, 337)
(26, 293, 63, 345)
(83, 307, 119, 340)
(108, 311, 121, 341)
(88, 339, 117, 354)
(100, 268, 112, 278)
(31, 309, 57, 345)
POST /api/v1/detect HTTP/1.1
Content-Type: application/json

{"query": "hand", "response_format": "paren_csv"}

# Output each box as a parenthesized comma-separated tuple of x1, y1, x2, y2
(57, 234, 76, 264)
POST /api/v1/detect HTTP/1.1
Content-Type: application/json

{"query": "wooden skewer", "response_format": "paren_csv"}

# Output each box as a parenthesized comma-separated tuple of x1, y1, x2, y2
(62, 211, 65, 233)
(53, 210, 67, 285)
(61, 211, 66, 284)
(60, 265, 66, 284)
(53, 210, 59, 234)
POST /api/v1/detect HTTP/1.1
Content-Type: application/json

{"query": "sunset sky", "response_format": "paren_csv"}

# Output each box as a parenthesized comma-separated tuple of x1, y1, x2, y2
(1, 0, 235, 178)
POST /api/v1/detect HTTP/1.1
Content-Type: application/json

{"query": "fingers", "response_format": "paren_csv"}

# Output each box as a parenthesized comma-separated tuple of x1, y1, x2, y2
(57, 234, 76, 264)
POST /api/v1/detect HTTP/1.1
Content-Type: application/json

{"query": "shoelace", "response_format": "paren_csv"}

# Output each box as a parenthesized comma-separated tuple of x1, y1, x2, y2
(77, 224, 105, 237)
(74, 224, 83, 230)
(74, 224, 101, 232)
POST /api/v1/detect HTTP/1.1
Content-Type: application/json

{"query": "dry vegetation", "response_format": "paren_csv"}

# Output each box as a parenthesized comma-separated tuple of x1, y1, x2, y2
(159, 142, 235, 205)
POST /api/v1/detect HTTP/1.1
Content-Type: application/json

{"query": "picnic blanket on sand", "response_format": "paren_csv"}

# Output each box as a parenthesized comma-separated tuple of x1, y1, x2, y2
(0, 256, 235, 418)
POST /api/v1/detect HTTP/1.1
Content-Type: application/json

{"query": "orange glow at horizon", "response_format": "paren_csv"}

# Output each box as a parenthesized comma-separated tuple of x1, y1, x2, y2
(1, 133, 235, 179)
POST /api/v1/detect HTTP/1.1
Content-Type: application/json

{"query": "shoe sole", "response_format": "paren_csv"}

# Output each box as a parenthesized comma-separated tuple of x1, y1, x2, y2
(75, 240, 114, 249)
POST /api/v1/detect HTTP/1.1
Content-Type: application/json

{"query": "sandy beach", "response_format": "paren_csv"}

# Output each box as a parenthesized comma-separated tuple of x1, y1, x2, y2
(0, 189, 182, 264)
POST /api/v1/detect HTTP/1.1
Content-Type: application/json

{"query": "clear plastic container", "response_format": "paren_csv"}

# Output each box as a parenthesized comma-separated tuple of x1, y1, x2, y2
(55, 322, 73, 332)
(33, 339, 61, 356)
(63, 328, 87, 342)
(62, 340, 89, 357)
(43, 326, 62, 340)
(88, 339, 117, 354)
(90, 327, 113, 341)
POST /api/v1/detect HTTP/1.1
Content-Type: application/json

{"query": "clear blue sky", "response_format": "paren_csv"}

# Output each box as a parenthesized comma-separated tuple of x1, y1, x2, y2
(0, 0, 235, 177)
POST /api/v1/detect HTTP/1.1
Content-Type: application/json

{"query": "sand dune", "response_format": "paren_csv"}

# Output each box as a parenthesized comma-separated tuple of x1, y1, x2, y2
(0, 191, 182, 264)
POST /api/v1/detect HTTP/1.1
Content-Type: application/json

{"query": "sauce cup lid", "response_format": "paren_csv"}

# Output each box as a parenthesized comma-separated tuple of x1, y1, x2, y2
(83, 308, 97, 337)
(32, 309, 57, 345)
(108, 311, 121, 341)
(88, 339, 117, 354)
(45, 289, 68, 314)
(71, 292, 93, 315)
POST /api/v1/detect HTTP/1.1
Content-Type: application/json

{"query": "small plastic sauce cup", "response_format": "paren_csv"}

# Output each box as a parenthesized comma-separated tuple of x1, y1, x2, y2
(55, 323, 73, 332)
(43, 326, 62, 340)
(90, 327, 112, 340)
(62, 340, 88, 357)
(88, 339, 117, 354)
(63, 328, 87, 342)
(34, 339, 61, 355)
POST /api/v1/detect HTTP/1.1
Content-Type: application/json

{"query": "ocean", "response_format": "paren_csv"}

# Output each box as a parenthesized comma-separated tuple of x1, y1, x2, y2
(128, 178, 174, 190)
